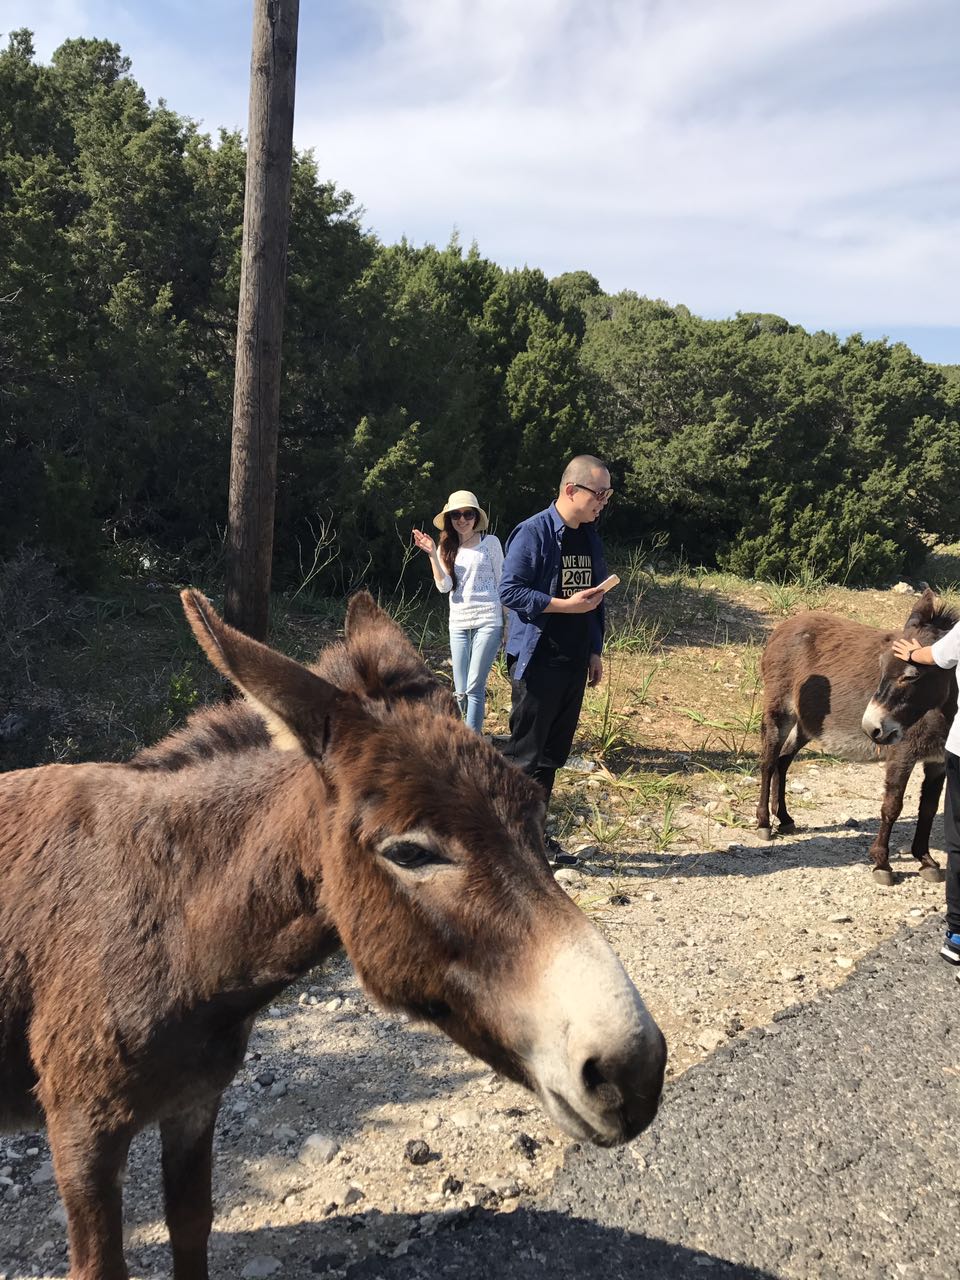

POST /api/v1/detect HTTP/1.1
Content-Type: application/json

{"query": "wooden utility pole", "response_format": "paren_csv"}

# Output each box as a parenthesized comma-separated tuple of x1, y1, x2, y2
(224, 0, 300, 640)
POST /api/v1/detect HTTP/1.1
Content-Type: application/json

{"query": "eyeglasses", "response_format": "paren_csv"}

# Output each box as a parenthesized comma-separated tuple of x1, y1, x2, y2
(572, 483, 614, 502)
(449, 510, 477, 521)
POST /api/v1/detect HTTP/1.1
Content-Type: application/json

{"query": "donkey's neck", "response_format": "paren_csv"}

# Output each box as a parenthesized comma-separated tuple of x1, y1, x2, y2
(163, 753, 342, 1012)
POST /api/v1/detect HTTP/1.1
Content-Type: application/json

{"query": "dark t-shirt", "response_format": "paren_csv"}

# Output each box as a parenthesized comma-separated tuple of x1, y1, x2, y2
(537, 523, 594, 667)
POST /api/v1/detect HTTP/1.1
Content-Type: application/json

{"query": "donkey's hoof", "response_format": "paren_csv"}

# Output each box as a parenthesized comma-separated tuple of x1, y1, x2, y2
(757, 827, 774, 842)
(871, 867, 895, 887)
(778, 821, 797, 836)
(920, 864, 946, 884)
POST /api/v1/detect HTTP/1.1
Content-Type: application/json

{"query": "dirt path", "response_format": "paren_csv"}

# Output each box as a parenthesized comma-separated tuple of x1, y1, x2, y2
(1, 756, 946, 1280)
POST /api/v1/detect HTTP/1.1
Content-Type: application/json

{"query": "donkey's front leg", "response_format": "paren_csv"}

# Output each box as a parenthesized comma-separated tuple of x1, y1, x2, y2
(46, 1107, 133, 1280)
(870, 759, 913, 885)
(911, 760, 947, 882)
(160, 1098, 221, 1280)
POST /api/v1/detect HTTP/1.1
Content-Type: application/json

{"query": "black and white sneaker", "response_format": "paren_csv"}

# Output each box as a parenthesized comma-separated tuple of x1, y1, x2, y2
(545, 837, 579, 869)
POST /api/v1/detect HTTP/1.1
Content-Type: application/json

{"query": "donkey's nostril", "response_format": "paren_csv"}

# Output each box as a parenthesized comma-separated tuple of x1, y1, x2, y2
(581, 1056, 623, 1110)
(582, 1056, 604, 1091)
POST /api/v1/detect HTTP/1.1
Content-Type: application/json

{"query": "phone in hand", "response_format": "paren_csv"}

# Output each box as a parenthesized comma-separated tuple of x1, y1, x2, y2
(596, 574, 620, 594)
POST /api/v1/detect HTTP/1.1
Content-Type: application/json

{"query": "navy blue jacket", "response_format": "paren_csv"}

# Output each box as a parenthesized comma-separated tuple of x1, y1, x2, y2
(499, 502, 607, 679)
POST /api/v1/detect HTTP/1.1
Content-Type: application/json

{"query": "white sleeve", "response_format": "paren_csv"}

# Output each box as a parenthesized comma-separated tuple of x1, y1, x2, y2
(930, 619, 960, 669)
(436, 572, 453, 594)
(487, 536, 504, 586)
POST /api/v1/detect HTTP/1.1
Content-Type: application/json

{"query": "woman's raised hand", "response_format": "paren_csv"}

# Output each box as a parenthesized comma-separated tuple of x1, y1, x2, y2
(412, 528, 436, 555)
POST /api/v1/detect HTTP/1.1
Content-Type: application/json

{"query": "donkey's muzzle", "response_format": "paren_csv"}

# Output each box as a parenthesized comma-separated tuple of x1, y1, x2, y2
(581, 1027, 667, 1143)
(861, 701, 903, 747)
(534, 1018, 667, 1146)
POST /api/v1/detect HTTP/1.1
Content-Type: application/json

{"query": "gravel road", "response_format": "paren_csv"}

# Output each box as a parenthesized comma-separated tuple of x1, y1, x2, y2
(347, 917, 959, 1280)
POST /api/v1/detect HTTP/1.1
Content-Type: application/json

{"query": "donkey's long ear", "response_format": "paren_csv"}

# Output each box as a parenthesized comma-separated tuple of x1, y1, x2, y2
(906, 587, 938, 630)
(344, 590, 386, 644)
(182, 590, 364, 756)
(342, 590, 441, 702)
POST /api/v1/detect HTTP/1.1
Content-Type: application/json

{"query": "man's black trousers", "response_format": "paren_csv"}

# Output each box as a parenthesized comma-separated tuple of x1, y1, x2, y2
(502, 655, 588, 807)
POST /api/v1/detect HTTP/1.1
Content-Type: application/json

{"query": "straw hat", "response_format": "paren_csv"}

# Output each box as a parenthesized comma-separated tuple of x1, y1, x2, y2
(432, 489, 489, 532)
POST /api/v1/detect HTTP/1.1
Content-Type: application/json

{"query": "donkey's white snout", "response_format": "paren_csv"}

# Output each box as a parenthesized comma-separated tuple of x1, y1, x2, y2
(523, 933, 666, 1145)
(861, 700, 903, 746)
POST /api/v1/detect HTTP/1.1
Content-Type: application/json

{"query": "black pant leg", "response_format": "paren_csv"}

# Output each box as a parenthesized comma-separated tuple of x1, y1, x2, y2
(539, 664, 588, 773)
(502, 656, 552, 778)
(943, 753, 960, 935)
(502, 657, 587, 808)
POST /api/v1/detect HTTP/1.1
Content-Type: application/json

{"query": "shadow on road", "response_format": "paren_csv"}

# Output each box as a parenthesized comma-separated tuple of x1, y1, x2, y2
(207, 1206, 777, 1279)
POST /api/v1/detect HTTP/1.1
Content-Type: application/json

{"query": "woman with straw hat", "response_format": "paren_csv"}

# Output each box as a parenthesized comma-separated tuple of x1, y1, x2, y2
(412, 489, 504, 734)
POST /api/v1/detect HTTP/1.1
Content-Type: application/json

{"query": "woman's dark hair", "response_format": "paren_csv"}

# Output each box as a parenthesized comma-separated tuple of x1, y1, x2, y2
(439, 509, 478, 589)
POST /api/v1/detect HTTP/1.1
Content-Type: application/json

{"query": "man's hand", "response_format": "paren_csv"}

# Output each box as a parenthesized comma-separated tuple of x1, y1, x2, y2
(554, 587, 604, 614)
(588, 653, 603, 687)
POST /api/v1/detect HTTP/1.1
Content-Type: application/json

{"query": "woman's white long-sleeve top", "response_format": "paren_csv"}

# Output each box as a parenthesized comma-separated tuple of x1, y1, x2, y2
(436, 534, 504, 629)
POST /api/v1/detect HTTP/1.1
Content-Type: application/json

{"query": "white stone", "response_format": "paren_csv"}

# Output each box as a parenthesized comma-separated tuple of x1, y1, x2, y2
(696, 1028, 727, 1052)
(451, 1109, 480, 1128)
(241, 1255, 282, 1278)
(299, 1134, 340, 1166)
(835, 956, 854, 970)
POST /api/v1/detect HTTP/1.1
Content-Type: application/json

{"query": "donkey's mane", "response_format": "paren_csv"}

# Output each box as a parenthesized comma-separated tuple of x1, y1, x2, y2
(907, 597, 960, 642)
(127, 699, 270, 772)
(926, 602, 959, 632)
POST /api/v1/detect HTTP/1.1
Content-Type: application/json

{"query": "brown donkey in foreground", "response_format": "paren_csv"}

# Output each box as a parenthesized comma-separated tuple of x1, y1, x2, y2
(0, 591, 666, 1280)
(757, 589, 957, 884)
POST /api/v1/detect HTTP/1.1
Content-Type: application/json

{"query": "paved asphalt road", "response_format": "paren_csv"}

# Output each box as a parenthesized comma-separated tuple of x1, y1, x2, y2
(342, 917, 958, 1279)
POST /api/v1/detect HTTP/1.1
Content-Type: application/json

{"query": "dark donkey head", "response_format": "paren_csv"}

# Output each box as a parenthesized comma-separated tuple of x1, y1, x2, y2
(185, 590, 666, 1144)
(862, 588, 959, 745)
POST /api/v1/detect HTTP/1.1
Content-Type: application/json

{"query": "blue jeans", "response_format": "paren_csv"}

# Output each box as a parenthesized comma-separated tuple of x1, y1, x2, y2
(449, 623, 502, 734)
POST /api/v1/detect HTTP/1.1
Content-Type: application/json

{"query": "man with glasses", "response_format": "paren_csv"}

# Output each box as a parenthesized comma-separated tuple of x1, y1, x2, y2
(499, 455, 612, 867)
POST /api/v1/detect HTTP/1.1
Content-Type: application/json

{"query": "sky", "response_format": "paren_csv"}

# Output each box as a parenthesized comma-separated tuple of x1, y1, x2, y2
(10, 0, 960, 363)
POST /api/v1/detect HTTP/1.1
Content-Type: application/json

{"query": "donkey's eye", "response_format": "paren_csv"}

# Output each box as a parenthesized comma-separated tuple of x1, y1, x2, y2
(381, 842, 448, 869)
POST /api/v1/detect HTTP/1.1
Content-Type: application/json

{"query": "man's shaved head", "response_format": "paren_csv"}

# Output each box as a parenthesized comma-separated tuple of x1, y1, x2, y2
(561, 455, 608, 488)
